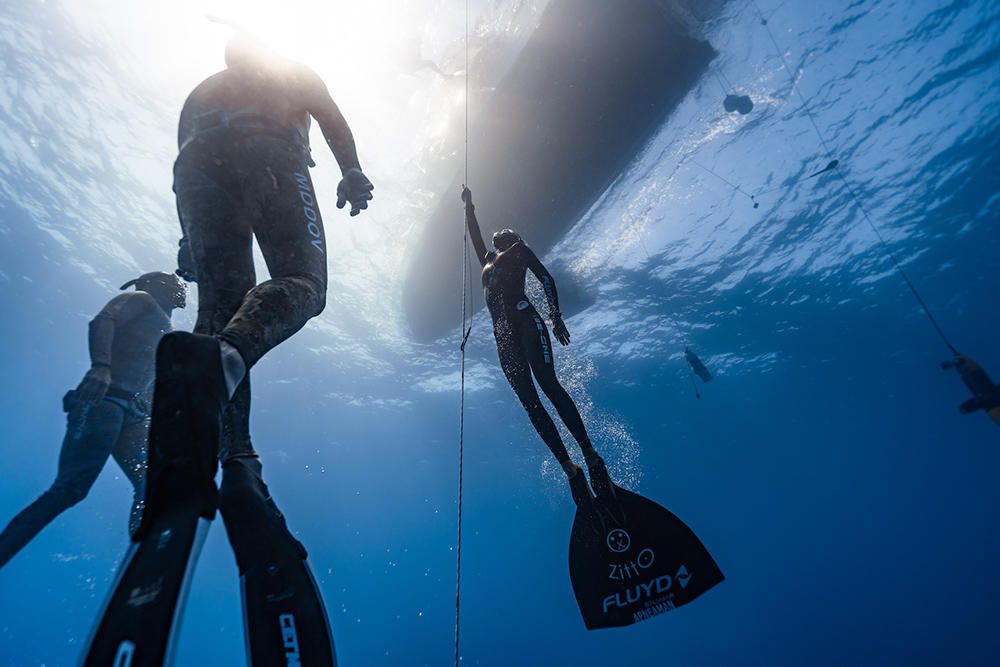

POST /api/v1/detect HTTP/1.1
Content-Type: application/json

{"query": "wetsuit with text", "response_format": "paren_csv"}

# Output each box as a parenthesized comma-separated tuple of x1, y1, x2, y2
(464, 205, 592, 465)
(173, 56, 362, 573)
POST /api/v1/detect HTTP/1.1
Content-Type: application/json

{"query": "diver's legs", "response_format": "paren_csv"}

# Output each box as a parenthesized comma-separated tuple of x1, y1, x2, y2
(0, 401, 124, 568)
(217, 456, 306, 574)
(519, 310, 615, 499)
(496, 322, 573, 467)
(519, 310, 596, 451)
(217, 137, 328, 369)
(521, 311, 592, 449)
(111, 415, 149, 536)
(175, 156, 257, 460)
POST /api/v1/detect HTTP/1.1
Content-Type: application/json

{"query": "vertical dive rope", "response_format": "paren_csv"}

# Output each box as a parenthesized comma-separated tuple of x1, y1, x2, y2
(454, 3, 472, 666)
(749, 1, 959, 356)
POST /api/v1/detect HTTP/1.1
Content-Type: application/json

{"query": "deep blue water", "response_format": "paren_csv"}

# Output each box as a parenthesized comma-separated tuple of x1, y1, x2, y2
(1, 0, 998, 665)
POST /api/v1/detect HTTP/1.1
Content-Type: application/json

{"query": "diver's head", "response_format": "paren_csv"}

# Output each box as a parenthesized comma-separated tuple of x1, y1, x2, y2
(120, 272, 187, 311)
(224, 34, 269, 70)
(492, 229, 522, 253)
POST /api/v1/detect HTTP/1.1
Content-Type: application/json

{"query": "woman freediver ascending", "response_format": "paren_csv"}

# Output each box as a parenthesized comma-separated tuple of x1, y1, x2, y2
(461, 187, 612, 505)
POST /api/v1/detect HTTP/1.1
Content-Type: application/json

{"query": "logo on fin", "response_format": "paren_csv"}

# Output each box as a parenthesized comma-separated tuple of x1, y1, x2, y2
(606, 528, 631, 553)
(280, 613, 302, 666)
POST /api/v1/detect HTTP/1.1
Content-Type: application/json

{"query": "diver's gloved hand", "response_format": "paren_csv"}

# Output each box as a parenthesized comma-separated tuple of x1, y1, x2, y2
(551, 312, 571, 346)
(176, 237, 198, 283)
(336, 168, 374, 216)
(76, 365, 111, 404)
(461, 185, 473, 207)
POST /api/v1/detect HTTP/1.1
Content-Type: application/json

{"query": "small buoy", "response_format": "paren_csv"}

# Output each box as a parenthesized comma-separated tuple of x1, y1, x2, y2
(723, 94, 754, 115)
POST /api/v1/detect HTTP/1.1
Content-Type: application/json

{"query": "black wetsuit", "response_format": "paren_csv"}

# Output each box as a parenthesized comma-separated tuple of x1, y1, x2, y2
(0, 292, 170, 569)
(947, 355, 1000, 425)
(173, 56, 361, 573)
(464, 205, 591, 465)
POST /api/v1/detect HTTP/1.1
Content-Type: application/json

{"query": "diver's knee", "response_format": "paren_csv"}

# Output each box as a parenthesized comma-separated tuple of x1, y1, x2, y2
(50, 479, 91, 508)
(304, 274, 327, 317)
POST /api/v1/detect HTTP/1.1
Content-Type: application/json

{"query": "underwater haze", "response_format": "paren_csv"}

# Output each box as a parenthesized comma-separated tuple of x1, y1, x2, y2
(1, 0, 999, 665)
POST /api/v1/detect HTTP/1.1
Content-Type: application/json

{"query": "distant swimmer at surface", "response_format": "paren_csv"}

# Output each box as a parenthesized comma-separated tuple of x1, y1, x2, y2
(83, 34, 372, 667)
(0, 271, 183, 570)
(942, 354, 1000, 426)
(461, 186, 613, 505)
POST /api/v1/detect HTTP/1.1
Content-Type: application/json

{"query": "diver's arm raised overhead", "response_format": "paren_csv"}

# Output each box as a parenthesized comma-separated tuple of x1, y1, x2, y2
(461, 187, 490, 267)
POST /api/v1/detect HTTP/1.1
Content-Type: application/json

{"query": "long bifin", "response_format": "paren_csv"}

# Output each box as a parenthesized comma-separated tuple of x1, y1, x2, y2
(242, 557, 337, 666)
(81, 505, 210, 666)
(82, 331, 225, 665)
(569, 484, 724, 630)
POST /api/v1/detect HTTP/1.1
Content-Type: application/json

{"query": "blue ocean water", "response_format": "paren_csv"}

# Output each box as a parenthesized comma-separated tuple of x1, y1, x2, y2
(0, 0, 998, 665)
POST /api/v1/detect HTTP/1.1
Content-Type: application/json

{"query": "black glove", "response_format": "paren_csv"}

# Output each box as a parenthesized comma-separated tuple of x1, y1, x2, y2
(551, 313, 570, 346)
(337, 168, 374, 216)
(461, 185, 473, 206)
(177, 237, 197, 283)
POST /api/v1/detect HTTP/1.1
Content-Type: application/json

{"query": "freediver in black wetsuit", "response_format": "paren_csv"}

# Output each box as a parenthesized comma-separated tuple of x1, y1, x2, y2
(461, 187, 613, 505)
(0, 272, 182, 570)
(83, 35, 372, 666)
(460, 185, 729, 625)
(943, 354, 1000, 425)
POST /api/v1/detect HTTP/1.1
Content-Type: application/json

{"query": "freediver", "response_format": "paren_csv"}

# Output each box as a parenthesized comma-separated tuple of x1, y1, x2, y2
(942, 354, 1000, 425)
(83, 35, 373, 665)
(461, 187, 613, 505)
(0, 272, 183, 570)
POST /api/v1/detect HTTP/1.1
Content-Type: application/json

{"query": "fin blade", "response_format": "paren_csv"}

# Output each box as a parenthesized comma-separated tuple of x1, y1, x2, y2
(81, 509, 210, 667)
(569, 486, 723, 630)
(242, 558, 337, 666)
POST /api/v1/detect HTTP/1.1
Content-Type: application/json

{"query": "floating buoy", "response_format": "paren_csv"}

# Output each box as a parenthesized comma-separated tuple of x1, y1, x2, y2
(723, 94, 754, 115)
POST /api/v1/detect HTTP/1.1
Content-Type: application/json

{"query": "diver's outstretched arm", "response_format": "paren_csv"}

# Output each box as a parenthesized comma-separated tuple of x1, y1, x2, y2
(303, 68, 374, 216)
(304, 69, 361, 173)
(524, 247, 571, 345)
(524, 248, 560, 316)
(462, 187, 490, 267)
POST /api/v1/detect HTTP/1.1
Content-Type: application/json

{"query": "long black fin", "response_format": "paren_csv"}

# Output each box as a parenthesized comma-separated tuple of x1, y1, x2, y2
(81, 507, 211, 666)
(242, 558, 337, 666)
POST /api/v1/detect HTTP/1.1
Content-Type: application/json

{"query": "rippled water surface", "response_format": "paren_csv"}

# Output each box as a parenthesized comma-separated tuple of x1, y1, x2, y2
(0, 0, 998, 665)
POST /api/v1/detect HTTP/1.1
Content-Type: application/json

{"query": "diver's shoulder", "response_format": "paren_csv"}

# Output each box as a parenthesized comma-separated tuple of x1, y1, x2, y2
(285, 61, 326, 91)
(117, 290, 159, 310)
(182, 70, 231, 105)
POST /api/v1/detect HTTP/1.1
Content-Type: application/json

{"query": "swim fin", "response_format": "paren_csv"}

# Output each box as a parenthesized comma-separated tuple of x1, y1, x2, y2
(136, 331, 227, 538)
(81, 503, 210, 666)
(82, 332, 226, 665)
(242, 556, 338, 666)
(569, 484, 724, 630)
